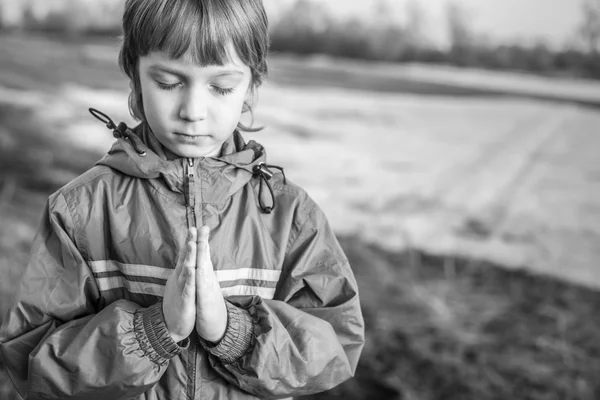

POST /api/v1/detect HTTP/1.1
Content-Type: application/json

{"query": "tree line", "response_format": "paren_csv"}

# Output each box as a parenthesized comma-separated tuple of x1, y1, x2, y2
(1, 0, 599, 80)
(269, 0, 600, 80)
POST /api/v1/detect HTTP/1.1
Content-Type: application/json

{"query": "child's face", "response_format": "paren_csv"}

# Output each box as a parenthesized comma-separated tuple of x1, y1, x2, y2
(138, 46, 252, 158)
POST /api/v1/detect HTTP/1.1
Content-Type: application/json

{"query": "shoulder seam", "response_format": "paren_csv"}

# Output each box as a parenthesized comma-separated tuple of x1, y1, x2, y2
(57, 190, 90, 261)
(286, 200, 317, 254)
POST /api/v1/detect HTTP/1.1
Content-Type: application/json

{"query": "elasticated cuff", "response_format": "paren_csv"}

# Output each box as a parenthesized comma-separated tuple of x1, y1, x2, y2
(202, 301, 254, 364)
(133, 301, 189, 366)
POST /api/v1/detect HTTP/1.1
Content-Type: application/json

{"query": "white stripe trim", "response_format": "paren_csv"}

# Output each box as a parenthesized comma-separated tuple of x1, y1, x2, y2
(90, 261, 281, 284)
(90, 261, 281, 300)
(220, 285, 276, 299)
(89, 260, 173, 280)
(96, 278, 275, 299)
(96, 276, 166, 297)
(215, 268, 281, 283)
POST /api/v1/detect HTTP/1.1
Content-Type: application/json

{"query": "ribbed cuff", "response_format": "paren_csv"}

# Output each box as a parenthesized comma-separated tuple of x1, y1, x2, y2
(202, 301, 254, 364)
(133, 301, 189, 366)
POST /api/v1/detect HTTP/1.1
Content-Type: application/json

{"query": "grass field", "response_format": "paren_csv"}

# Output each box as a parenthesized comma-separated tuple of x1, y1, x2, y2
(1, 33, 600, 399)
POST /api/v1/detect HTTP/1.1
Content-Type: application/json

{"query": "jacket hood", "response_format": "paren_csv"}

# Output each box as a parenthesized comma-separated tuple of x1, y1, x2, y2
(96, 123, 268, 204)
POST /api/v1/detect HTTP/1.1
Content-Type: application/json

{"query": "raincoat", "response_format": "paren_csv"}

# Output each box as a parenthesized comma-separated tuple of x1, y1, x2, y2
(0, 123, 365, 400)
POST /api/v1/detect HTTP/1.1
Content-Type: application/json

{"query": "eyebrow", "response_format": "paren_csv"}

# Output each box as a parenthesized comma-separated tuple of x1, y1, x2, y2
(148, 64, 244, 78)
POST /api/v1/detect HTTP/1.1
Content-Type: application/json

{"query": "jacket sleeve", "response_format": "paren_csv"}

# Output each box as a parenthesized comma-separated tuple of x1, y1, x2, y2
(202, 198, 365, 398)
(0, 192, 187, 400)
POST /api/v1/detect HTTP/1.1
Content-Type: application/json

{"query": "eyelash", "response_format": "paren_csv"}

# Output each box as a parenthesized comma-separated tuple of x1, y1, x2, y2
(212, 86, 235, 96)
(157, 82, 180, 91)
(156, 82, 234, 96)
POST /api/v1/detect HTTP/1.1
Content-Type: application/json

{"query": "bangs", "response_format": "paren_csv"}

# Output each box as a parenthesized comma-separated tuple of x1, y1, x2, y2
(125, 0, 264, 66)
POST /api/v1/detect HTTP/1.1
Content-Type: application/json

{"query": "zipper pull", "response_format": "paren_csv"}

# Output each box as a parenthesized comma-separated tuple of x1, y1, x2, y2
(186, 158, 195, 207)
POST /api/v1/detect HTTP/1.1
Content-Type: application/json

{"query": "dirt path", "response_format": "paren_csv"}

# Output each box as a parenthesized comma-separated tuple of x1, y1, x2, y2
(254, 86, 600, 288)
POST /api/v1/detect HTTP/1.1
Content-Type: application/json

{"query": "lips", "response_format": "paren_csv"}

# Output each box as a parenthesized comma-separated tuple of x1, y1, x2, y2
(174, 132, 209, 138)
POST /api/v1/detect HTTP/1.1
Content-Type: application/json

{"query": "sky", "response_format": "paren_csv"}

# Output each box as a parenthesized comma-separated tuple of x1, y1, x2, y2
(266, 0, 586, 48)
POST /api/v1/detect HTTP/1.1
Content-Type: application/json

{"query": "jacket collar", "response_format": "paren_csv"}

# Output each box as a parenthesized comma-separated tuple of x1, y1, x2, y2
(96, 123, 267, 204)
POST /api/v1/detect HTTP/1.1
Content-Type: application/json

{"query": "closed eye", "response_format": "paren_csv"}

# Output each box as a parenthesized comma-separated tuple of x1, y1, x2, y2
(156, 81, 181, 91)
(211, 86, 235, 96)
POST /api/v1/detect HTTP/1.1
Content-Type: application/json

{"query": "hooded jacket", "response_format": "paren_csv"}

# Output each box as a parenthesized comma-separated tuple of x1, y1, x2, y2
(0, 124, 365, 400)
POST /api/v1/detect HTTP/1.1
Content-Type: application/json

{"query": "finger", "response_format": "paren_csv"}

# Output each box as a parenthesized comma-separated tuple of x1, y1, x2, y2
(184, 240, 197, 269)
(179, 241, 197, 285)
(198, 239, 217, 290)
(187, 228, 198, 268)
(181, 262, 196, 297)
(198, 225, 209, 244)
(196, 226, 211, 268)
(188, 227, 198, 246)
(197, 240, 211, 272)
(176, 228, 197, 272)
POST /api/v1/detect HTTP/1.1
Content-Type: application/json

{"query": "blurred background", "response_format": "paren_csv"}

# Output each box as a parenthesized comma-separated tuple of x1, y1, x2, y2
(1, 0, 600, 399)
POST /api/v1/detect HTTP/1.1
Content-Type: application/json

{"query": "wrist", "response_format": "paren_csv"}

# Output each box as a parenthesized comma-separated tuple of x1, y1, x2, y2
(135, 302, 189, 365)
(162, 303, 188, 343)
(197, 314, 227, 344)
(169, 332, 187, 343)
(200, 301, 254, 364)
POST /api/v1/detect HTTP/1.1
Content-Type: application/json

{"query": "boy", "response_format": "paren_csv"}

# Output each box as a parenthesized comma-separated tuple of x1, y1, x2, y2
(0, 0, 365, 399)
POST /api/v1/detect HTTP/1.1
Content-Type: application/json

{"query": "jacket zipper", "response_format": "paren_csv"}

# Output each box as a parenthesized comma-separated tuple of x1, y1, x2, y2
(185, 158, 197, 230)
(185, 157, 198, 399)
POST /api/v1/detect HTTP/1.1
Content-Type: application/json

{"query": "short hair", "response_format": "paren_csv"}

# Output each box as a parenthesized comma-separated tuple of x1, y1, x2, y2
(119, 0, 269, 131)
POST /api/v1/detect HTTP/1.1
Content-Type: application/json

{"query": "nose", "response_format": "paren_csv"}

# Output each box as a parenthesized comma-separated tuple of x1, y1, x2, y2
(178, 86, 208, 122)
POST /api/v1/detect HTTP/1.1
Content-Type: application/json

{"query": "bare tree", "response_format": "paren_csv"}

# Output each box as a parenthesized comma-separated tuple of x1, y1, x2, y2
(579, 0, 600, 53)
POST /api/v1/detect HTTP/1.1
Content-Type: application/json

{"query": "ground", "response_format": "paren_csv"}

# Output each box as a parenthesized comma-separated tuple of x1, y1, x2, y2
(1, 33, 600, 399)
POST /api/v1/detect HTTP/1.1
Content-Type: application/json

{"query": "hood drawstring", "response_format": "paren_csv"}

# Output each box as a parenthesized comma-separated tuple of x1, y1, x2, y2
(89, 108, 147, 156)
(91, 108, 286, 214)
(253, 162, 286, 214)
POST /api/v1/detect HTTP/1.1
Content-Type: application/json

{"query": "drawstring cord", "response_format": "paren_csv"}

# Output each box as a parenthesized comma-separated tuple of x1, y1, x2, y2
(253, 162, 286, 214)
(89, 108, 147, 156)
(90, 108, 285, 214)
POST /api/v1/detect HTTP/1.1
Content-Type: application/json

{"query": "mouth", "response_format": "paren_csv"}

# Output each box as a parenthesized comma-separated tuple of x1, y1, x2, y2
(174, 132, 209, 139)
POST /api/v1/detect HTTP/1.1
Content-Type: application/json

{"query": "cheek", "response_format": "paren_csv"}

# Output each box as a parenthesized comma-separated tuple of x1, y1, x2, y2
(140, 80, 178, 118)
(144, 90, 174, 116)
(211, 94, 246, 126)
